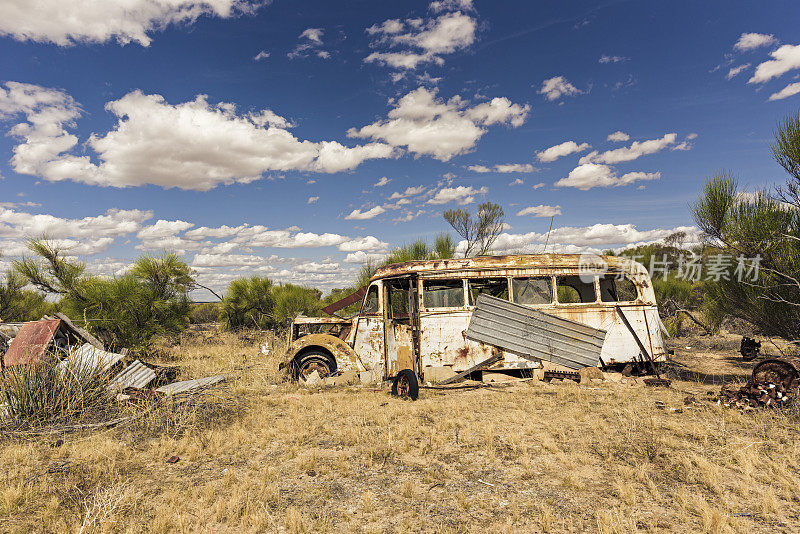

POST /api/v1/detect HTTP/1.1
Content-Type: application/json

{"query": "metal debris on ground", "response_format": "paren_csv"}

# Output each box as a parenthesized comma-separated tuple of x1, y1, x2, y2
(543, 370, 580, 383)
(0, 314, 228, 416)
(642, 378, 672, 387)
(2, 314, 104, 368)
(58, 343, 124, 375)
(155, 375, 226, 395)
(740, 336, 761, 361)
(110, 360, 157, 390)
(719, 356, 800, 409)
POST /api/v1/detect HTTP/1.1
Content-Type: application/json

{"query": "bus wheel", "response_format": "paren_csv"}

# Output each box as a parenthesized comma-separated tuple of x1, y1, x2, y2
(296, 351, 335, 381)
(391, 369, 419, 400)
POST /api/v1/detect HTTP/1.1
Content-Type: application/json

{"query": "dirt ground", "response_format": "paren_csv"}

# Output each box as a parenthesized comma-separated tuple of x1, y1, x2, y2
(1, 330, 799, 533)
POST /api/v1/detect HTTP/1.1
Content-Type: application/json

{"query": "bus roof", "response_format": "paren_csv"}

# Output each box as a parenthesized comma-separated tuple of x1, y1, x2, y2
(370, 253, 647, 281)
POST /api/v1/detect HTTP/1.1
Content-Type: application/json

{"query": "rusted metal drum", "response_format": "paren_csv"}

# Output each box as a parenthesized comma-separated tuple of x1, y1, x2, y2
(752, 357, 800, 391)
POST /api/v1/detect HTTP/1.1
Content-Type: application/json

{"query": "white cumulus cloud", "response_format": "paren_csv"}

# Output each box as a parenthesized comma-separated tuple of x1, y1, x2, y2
(516, 205, 561, 217)
(344, 251, 388, 264)
(579, 133, 677, 164)
(427, 185, 487, 205)
(749, 44, 800, 84)
(599, 55, 627, 63)
(726, 63, 750, 79)
(769, 82, 800, 101)
(538, 76, 583, 101)
(536, 141, 591, 162)
(288, 27, 330, 60)
(734, 32, 778, 52)
(468, 163, 534, 173)
(0, 82, 396, 191)
(607, 131, 630, 142)
(0, 0, 259, 46)
(337, 235, 388, 252)
(365, 2, 477, 70)
(348, 87, 529, 161)
(555, 164, 660, 190)
(344, 206, 387, 220)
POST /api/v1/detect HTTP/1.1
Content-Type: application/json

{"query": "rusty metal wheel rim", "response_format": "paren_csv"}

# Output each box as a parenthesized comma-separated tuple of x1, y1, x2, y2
(397, 375, 411, 397)
(300, 359, 330, 380)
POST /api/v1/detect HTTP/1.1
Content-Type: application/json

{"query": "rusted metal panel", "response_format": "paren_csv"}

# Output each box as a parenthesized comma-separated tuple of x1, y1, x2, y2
(466, 294, 606, 370)
(59, 343, 124, 375)
(531, 305, 666, 364)
(293, 317, 353, 325)
(3, 319, 61, 367)
(110, 360, 157, 390)
(352, 316, 384, 373)
(322, 286, 367, 316)
(156, 375, 226, 395)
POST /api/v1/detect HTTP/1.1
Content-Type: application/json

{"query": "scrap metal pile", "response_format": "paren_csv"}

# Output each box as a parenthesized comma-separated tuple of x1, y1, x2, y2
(1, 314, 224, 402)
(719, 356, 800, 409)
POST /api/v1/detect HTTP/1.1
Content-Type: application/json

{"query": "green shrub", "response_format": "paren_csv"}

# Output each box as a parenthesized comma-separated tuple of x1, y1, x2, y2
(221, 278, 321, 330)
(221, 276, 274, 330)
(189, 302, 222, 324)
(0, 271, 55, 322)
(14, 242, 193, 350)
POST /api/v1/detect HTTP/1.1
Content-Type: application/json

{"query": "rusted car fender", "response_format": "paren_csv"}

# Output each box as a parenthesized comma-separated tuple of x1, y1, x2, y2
(281, 333, 366, 376)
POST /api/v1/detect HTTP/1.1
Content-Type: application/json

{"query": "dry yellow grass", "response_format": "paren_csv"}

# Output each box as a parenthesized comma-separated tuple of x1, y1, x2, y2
(1, 329, 799, 533)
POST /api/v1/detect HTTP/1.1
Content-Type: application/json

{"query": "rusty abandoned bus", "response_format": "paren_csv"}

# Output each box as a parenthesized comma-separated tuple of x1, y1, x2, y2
(281, 254, 666, 396)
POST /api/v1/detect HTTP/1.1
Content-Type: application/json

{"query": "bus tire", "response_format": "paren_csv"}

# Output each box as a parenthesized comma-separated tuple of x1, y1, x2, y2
(391, 369, 419, 400)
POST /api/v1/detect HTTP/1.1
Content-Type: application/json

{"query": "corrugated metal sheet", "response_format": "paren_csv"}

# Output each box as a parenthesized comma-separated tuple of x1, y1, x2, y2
(59, 343, 124, 374)
(110, 360, 156, 390)
(465, 294, 606, 370)
(155, 375, 226, 395)
(3, 319, 61, 367)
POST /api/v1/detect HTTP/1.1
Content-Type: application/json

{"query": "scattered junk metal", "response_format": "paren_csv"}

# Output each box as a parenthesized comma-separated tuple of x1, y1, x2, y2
(719, 356, 800, 409)
(740, 336, 761, 361)
(0, 313, 227, 415)
(2, 313, 104, 368)
(155, 375, 226, 395)
(280, 254, 668, 398)
(110, 360, 157, 390)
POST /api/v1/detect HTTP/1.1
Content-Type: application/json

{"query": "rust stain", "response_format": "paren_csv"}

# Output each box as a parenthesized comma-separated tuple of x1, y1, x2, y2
(3, 319, 61, 367)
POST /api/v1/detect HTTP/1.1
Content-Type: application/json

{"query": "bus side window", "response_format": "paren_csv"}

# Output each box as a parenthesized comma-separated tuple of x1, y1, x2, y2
(512, 277, 552, 305)
(599, 275, 638, 302)
(361, 285, 380, 315)
(556, 276, 596, 303)
(423, 280, 465, 308)
(468, 278, 509, 304)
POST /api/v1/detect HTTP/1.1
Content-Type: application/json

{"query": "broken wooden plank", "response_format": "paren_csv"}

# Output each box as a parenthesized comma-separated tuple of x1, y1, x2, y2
(55, 313, 104, 350)
(437, 353, 502, 385)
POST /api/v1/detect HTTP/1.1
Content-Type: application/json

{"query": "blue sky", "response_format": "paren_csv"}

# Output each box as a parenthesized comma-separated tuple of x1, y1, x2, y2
(1, 0, 799, 297)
